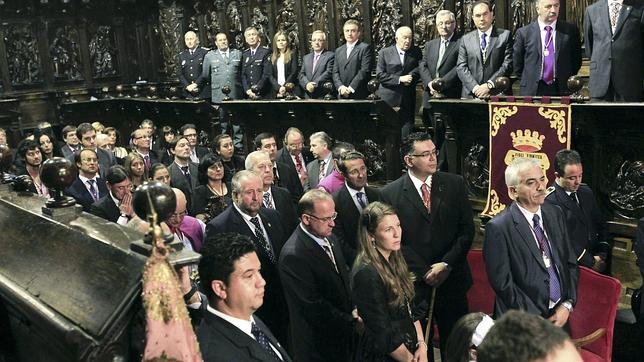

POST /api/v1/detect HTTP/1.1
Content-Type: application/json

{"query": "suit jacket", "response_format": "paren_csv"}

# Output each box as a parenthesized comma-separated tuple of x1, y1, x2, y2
(305, 157, 334, 190)
(513, 21, 582, 96)
(276, 148, 314, 174)
(483, 202, 579, 317)
(380, 172, 474, 309)
(65, 147, 116, 179)
(269, 52, 300, 98)
(60, 144, 79, 159)
(242, 46, 272, 96)
(178, 46, 210, 100)
(332, 184, 381, 267)
(376, 44, 421, 107)
(206, 206, 289, 345)
(279, 225, 354, 362)
(268, 185, 298, 235)
(65, 177, 108, 212)
(90, 194, 120, 223)
(168, 161, 199, 215)
(198, 48, 243, 103)
(275, 160, 303, 202)
(584, 0, 644, 100)
(332, 41, 373, 99)
(419, 35, 462, 103)
(456, 27, 513, 98)
(197, 311, 292, 362)
(545, 183, 609, 268)
(299, 50, 335, 98)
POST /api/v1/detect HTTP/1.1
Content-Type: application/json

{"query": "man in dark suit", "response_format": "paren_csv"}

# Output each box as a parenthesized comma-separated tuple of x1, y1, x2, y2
(179, 124, 209, 164)
(241, 27, 272, 99)
(276, 127, 313, 190)
(380, 132, 474, 358)
(545, 149, 610, 272)
(305, 131, 334, 190)
(513, 0, 582, 96)
(456, 0, 512, 99)
(420, 10, 461, 101)
(168, 136, 199, 215)
(65, 149, 109, 212)
(67, 123, 116, 178)
(332, 19, 373, 99)
(376, 26, 422, 140)
(299, 30, 335, 99)
(254, 132, 302, 202)
(90, 165, 134, 225)
(246, 150, 298, 234)
(332, 151, 381, 266)
(483, 157, 578, 325)
(279, 189, 358, 362)
(130, 128, 159, 173)
(197, 232, 292, 362)
(178, 31, 210, 100)
(206, 170, 289, 347)
(60, 125, 80, 159)
(584, 0, 644, 101)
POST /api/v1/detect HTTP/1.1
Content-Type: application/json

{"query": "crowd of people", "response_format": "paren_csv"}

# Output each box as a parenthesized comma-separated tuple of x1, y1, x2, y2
(1, 0, 643, 359)
(3, 111, 633, 361)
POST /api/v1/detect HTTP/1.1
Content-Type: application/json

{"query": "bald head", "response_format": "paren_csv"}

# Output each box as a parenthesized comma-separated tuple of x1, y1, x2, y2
(167, 188, 187, 228)
(395, 26, 413, 51)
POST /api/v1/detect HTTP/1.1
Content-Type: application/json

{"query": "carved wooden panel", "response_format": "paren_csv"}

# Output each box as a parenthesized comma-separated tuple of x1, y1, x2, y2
(371, 0, 403, 53)
(47, 23, 84, 82)
(276, 0, 300, 53)
(157, 1, 183, 79)
(412, 0, 445, 46)
(88, 24, 118, 79)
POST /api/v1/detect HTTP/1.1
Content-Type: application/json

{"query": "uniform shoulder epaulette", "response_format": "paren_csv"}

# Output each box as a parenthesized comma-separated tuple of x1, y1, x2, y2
(546, 186, 556, 196)
(202, 47, 210, 51)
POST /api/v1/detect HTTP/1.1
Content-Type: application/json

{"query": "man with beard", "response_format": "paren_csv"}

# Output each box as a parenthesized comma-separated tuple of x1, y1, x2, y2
(16, 139, 49, 198)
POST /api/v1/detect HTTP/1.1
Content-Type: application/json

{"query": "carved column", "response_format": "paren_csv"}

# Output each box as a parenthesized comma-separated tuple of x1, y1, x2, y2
(158, 1, 184, 81)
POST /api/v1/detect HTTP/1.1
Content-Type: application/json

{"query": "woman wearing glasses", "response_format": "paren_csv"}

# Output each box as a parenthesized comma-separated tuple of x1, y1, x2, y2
(351, 201, 428, 362)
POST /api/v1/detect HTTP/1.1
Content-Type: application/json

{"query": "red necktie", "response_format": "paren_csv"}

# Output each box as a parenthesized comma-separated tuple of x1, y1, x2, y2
(421, 183, 431, 212)
(295, 156, 305, 184)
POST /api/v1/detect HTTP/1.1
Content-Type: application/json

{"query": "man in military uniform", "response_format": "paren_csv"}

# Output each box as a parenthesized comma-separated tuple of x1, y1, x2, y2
(178, 31, 210, 100)
(241, 27, 272, 99)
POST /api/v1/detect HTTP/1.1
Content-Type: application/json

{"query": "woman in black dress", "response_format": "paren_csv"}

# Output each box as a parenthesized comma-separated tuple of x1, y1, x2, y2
(212, 134, 244, 183)
(269, 31, 299, 99)
(352, 202, 428, 362)
(192, 153, 231, 223)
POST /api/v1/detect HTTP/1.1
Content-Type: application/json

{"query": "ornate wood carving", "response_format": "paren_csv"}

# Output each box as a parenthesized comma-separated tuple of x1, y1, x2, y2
(157, 1, 183, 79)
(371, 0, 403, 53)
(3, 23, 42, 86)
(305, 0, 328, 37)
(339, 0, 364, 23)
(251, 6, 271, 47)
(88, 25, 118, 78)
(463, 143, 489, 197)
(49, 24, 83, 82)
(609, 160, 644, 219)
(276, 0, 300, 52)
(412, 0, 445, 46)
(227, 1, 244, 49)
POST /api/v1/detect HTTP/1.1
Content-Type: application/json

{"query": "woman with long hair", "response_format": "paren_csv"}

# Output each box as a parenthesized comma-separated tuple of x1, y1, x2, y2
(352, 202, 428, 362)
(212, 133, 244, 183)
(37, 133, 62, 161)
(269, 31, 299, 98)
(192, 153, 231, 222)
(124, 152, 147, 189)
(103, 127, 128, 161)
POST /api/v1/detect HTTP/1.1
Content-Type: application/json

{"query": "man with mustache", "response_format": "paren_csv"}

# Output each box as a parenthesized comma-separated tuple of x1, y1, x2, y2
(483, 157, 578, 326)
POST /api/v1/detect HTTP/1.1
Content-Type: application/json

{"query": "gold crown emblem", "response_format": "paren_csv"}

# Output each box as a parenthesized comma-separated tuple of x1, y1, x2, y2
(511, 129, 545, 152)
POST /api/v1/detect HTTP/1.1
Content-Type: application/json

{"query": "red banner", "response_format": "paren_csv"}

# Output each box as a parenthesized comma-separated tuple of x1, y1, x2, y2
(481, 102, 571, 218)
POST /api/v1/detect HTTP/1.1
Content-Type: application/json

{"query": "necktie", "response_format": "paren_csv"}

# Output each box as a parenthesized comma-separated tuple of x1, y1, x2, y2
(436, 40, 447, 77)
(251, 322, 281, 361)
(542, 26, 555, 84)
(87, 179, 99, 201)
(263, 192, 274, 209)
(570, 192, 582, 211)
(421, 183, 431, 212)
(322, 240, 338, 273)
(272, 166, 280, 185)
(318, 160, 326, 182)
(250, 217, 276, 263)
(399, 51, 405, 65)
(223, 52, 229, 62)
(251, 50, 256, 57)
(180, 165, 192, 185)
(312, 53, 320, 73)
(143, 154, 151, 170)
(532, 214, 562, 302)
(356, 191, 367, 209)
(610, 2, 621, 34)
(294, 156, 305, 185)
(481, 33, 487, 62)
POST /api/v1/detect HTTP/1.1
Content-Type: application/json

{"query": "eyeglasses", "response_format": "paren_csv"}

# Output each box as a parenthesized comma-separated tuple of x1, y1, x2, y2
(306, 212, 337, 223)
(410, 149, 439, 159)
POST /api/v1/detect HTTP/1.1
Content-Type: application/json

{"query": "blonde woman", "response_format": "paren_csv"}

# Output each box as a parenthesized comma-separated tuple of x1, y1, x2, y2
(351, 202, 428, 362)
(124, 152, 147, 189)
(269, 31, 299, 98)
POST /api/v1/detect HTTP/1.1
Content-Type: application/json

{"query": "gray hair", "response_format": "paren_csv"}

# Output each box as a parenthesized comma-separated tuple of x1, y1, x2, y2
(311, 30, 327, 41)
(505, 157, 541, 187)
(231, 170, 262, 194)
(244, 150, 270, 170)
